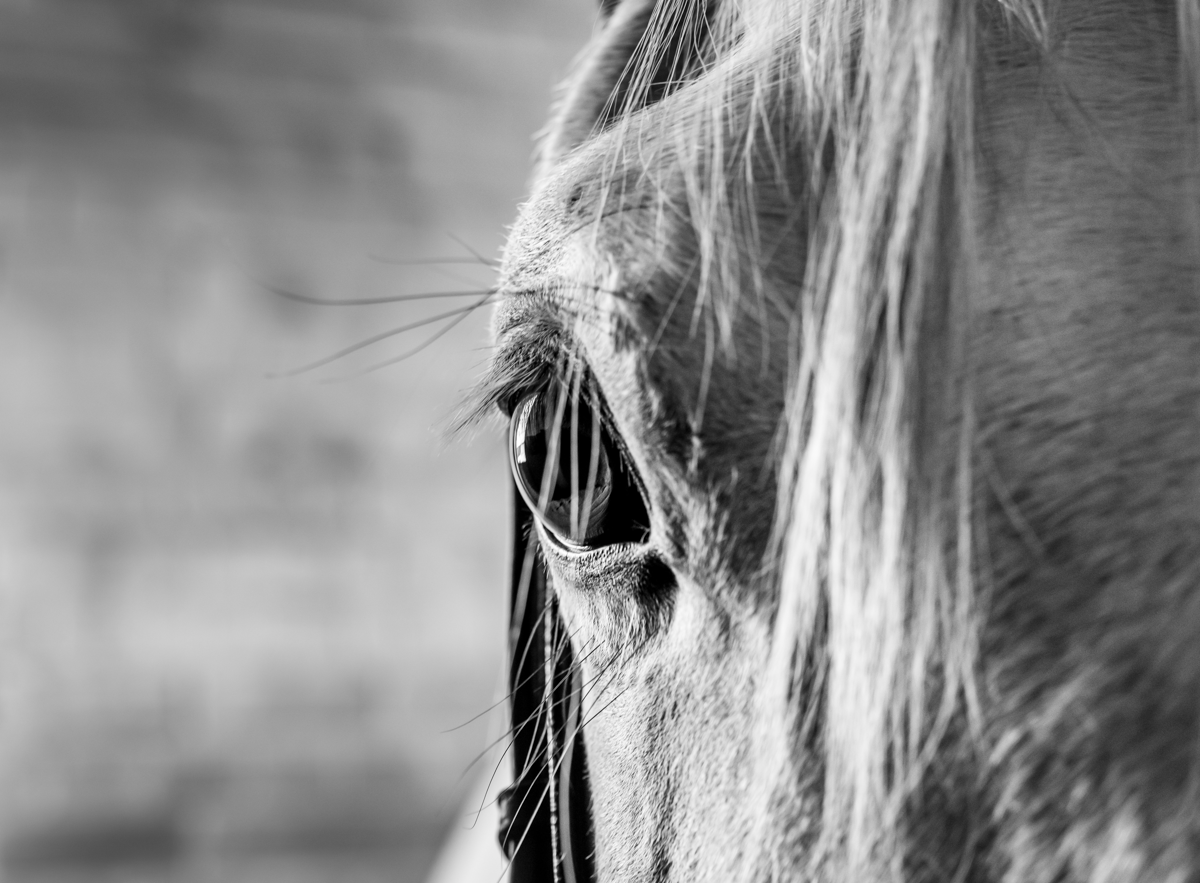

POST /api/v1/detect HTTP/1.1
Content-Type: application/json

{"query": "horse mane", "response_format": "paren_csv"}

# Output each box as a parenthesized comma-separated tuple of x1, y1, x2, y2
(577, 2, 1200, 879)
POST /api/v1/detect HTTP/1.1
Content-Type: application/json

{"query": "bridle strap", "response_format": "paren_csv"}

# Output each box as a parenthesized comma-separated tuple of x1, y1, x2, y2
(498, 484, 595, 883)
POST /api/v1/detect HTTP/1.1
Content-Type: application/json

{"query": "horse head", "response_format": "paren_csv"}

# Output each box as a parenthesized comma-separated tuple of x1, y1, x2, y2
(478, 2, 1200, 881)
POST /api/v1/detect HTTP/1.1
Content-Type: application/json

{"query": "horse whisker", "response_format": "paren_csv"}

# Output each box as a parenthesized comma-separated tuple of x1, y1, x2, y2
(268, 296, 492, 379)
(446, 232, 499, 269)
(368, 255, 501, 268)
(318, 297, 491, 383)
(267, 284, 496, 307)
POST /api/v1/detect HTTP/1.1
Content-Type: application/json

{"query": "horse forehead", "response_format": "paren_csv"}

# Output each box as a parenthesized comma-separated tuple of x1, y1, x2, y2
(497, 149, 707, 396)
(498, 167, 779, 410)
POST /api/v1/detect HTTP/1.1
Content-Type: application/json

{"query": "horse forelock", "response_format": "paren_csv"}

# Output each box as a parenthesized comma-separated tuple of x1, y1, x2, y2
(497, 1, 1200, 880)
(560, 3, 984, 872)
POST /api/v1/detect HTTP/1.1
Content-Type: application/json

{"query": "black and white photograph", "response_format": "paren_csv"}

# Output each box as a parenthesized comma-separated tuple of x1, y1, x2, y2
(4, 2, 1200, 883)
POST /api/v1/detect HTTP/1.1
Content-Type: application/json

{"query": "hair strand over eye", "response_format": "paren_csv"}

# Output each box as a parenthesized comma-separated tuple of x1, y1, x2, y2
(509, 380, 649, 551)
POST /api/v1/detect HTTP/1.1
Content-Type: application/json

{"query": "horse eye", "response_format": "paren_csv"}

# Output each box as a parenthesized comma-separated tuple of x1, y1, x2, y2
(509, 387, 649, 551)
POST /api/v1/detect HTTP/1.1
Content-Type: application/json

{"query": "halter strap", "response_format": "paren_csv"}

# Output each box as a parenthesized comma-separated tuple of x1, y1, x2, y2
(498, 485, 595, 883)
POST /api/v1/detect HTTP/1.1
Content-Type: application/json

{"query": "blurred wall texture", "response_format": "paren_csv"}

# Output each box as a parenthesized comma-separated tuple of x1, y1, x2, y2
(0, 1, 591, 880)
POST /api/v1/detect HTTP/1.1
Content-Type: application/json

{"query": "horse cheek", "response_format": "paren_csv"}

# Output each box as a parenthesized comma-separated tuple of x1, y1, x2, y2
(568, 574, 765, 883)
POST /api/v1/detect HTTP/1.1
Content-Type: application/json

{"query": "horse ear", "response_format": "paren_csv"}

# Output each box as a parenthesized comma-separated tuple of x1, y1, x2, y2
(541, 0, 657, 165)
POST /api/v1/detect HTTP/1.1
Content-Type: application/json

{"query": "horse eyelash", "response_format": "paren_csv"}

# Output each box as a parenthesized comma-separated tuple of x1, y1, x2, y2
(456, 324, 650, 525)
(457, 321, 598, 428)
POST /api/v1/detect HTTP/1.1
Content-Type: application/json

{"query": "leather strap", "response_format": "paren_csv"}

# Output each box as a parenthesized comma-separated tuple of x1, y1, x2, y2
(499, 484, 595, 883)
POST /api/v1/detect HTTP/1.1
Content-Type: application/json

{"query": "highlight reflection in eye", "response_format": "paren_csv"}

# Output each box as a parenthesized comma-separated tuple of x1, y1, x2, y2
(508, 382, 649, 552)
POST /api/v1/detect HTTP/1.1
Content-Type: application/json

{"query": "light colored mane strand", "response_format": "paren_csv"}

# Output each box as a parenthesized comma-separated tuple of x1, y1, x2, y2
(598, 2, 1200, 881)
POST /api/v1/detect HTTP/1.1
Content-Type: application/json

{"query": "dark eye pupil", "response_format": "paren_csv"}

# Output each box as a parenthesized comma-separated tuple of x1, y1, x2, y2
(509, 386, 648, 550)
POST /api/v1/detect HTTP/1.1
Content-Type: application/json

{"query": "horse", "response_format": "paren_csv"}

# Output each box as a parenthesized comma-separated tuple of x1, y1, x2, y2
(465, 1, 1200, 881)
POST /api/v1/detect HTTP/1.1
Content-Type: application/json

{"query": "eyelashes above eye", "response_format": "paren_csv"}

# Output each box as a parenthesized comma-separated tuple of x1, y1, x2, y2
(508, 384, 650, 552)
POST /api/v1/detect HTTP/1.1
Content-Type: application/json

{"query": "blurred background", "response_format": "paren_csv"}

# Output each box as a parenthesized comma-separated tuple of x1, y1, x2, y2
(0, 0, 592, 880)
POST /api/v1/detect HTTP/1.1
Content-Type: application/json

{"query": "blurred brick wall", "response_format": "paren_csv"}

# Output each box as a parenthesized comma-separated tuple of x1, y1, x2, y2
(0, 1, 592, 880)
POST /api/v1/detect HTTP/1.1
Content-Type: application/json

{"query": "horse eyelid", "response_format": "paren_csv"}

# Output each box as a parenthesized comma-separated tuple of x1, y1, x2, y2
(476, 346, 559, 419)
(493, 351, 621, 453)
(494, 359, 563, 418)
(489, 338, 588, 418)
